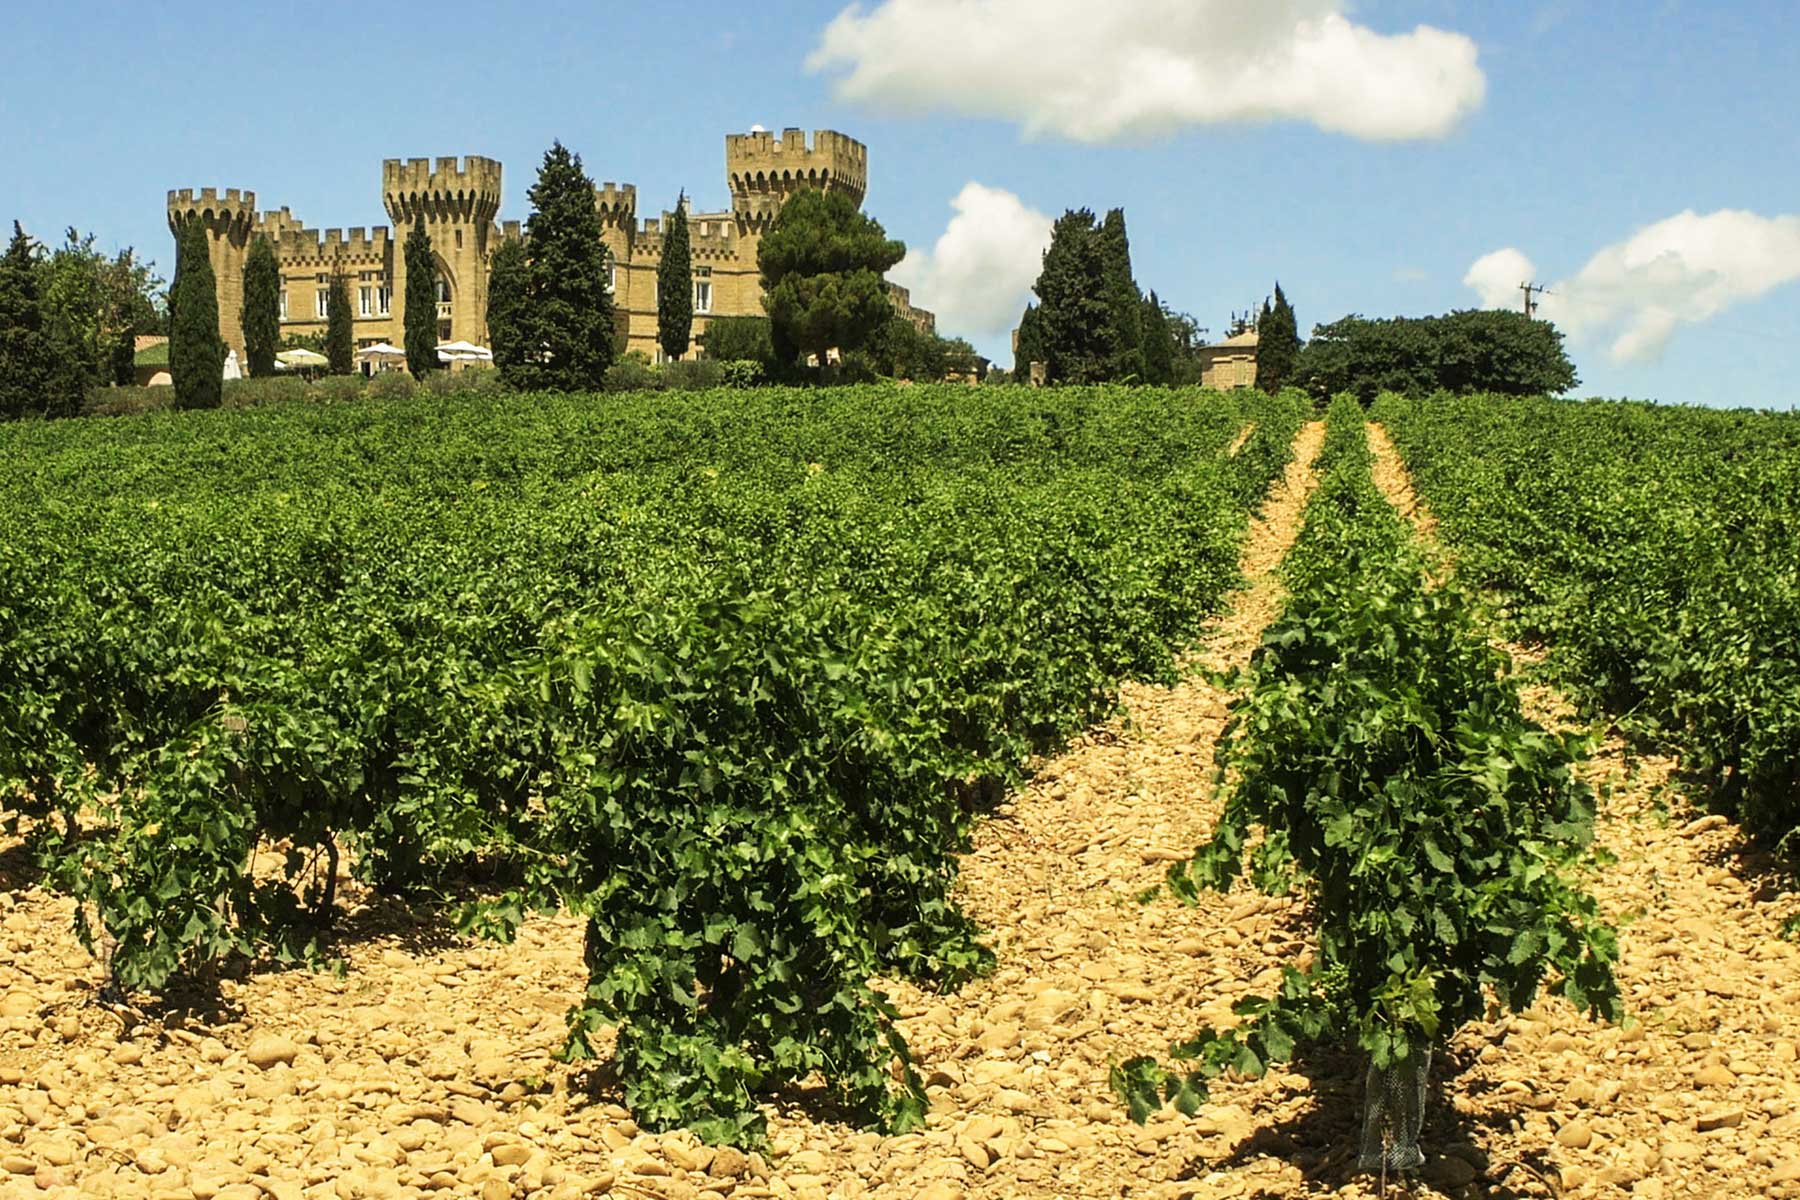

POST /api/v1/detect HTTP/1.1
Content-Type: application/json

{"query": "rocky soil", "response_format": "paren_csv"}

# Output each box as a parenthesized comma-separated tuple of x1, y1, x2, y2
(3, 422, 1798, 1200)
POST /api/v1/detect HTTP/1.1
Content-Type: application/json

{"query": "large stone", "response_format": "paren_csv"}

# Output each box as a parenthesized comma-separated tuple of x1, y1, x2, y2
(246, 1036, 300, 1070)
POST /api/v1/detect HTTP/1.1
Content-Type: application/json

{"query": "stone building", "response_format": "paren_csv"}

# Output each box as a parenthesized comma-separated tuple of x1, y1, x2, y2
(167, 128, 931, 366)
(1197, 330, 1259, 390)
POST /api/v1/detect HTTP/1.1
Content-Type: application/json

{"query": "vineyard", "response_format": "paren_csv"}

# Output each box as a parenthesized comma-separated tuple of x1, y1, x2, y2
(1, 387, 1799, 1200)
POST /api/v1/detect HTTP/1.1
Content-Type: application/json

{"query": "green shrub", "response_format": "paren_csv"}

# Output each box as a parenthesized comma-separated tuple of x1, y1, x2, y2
(365, 371, 418, 401)
(719, 360, 765, 389)
(602, 353, 663, 393)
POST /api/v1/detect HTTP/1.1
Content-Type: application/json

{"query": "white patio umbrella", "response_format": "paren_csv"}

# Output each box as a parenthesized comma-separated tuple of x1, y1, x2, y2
(275, 348, 329, 370)
(222, 348, 242, 381)
(355, 342, 407, 361)
(435, 340, 493, 363)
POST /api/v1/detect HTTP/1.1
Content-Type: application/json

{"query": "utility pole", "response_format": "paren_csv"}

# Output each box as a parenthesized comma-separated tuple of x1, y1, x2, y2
(1520, 281, 1552, 320)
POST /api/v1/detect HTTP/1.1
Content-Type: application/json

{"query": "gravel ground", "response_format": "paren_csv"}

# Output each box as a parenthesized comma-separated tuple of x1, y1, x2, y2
(3, 421, 1797, 1200)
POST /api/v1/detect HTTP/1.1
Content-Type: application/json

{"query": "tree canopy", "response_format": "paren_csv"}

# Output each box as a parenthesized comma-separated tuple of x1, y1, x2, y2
(403, 217, 438, 380)
(242, 235, 280, 378)
(1097, 208, 1144, 382)
(168, 219, 223, 410)
(507, 141, 618, 392)
(1254, 283, 1300, 394)
(325, 269, 354, 375)
(1294, 310, 1579, 402)
(486, 237, 530, 380)
(757, 188, 904, 368)
(1029, 209, 1114, 384)
(657, 194, 694, 363)
(0, 222, 53, 420)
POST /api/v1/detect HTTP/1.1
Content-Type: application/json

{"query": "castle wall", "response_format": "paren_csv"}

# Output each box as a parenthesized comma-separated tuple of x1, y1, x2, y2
(167, 129, 932, 371)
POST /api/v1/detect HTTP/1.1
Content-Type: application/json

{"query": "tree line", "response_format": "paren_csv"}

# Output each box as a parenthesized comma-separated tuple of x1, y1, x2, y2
(1008, 207, 1576, 400)
(4, 164, 1581, 417)
(0, 224, 163, 420)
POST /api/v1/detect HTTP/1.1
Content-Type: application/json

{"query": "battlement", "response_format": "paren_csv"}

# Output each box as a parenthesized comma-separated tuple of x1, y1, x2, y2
(168, 186, 259, 212)
(727, 128, 867, 221)
(167, 187, 260, 235)
(381, 155, 503, 199)
(595, 182, 638, 226)
(267, 222, 392, 266)
(383, 155, 503, 225)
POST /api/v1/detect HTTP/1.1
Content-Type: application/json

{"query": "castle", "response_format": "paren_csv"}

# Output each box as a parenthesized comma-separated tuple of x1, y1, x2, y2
(167, 128, 932, 366)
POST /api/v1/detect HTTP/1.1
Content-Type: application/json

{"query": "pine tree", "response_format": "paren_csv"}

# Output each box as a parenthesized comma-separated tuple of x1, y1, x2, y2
(1031, 209, 1113, 384)
(325, 268, 354, 375)
(0, 222, 54, 420)
(1140, 291, 1176, 385)
(1255, 282, 1301, 394)
(758, 188, 905, 370)
(514, 141, 616, 392)
(241, 235, 280, 377)
(657, 192, 693, 363)
(486, 237, 530, 383)
(1097, 208, 1144, 381)
(169, 218, 223, 410)
(404, 217, 439, 380)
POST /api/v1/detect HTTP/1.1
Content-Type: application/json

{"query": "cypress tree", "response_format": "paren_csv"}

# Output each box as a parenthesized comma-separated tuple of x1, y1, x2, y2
(0, 221, 54, 420)
(486, 237, 530, 384)
(325, 268, 354, 375)
(1140, 291, 1176, 385)
(1031, 210, 1112, 384)
(657, 192, 693, 363)
(109, 326, 136, 387)
(169, 218, 223, 410)
(517, 141, 616, 392)
(242, 234, 280, 377)
(1014, 302, 1044, 382)
(404, 217, 439, 380)
(1255, 282, 1301, 394)
(1097, 208, 1144, 381)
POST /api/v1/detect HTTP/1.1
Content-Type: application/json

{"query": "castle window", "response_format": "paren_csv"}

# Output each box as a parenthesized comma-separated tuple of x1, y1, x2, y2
(377, 286, 391, 316)
(693, 280, 712, 314)
(279, 290, 288, 321)
(607, 264, 616, 294)
(359, 287, 372, 318)
(436, 278, 451, 304)
(455, 229, 464, 249)
(694, 266, 712, 277)
(315, 289, 329, 319)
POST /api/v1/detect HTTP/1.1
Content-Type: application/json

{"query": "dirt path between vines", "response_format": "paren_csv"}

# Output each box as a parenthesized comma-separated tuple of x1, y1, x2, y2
(1360, 422, 1800, 1200)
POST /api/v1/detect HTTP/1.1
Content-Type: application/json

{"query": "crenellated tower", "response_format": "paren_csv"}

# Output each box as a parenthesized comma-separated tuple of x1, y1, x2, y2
(381, 156, 503, 344)
(726, 129, 868, 239)
(167, 188, 259, 361)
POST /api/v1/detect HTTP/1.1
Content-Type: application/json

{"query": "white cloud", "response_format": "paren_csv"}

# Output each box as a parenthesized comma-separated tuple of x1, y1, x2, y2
(807, 0, 1485, 143)
(888, 182, 1053, 341)
(1466, 211, 1800, 363)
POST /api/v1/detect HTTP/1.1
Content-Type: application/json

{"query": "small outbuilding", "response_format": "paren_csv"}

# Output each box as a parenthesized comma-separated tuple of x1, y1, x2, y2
(1197, 330, 1258, 390)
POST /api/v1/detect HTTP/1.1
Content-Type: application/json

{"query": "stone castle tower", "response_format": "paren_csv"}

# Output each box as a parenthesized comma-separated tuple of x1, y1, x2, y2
(167, 128, 929, 367)
(382, 156, 503, 353)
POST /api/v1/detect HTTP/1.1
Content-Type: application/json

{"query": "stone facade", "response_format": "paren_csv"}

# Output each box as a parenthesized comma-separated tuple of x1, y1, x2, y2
(168, 129, 930, 366)
(1198, 330, 1259, 390)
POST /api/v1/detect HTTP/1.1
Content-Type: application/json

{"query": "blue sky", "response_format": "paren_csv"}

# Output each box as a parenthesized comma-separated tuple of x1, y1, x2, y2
(4, 1, 1796, 407)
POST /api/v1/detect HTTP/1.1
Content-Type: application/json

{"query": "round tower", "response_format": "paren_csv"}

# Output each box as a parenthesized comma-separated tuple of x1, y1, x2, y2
(167, 188, 258, 361)
(726, 128, 868, 236)
(382, 156, 503, 345)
